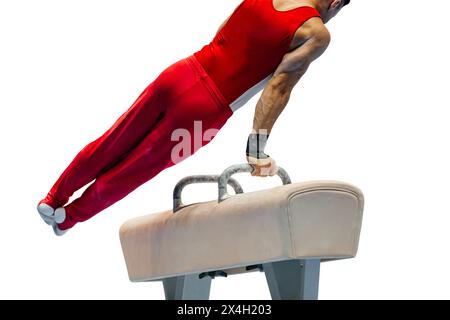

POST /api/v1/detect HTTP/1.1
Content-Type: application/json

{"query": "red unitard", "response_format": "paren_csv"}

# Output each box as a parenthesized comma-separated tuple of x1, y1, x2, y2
(43, 0, 321, 230)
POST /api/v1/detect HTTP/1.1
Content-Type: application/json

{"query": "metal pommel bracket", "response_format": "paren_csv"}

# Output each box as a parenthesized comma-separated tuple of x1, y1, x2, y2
(218, 164, 292, 202)
(173, 175, 243, 213)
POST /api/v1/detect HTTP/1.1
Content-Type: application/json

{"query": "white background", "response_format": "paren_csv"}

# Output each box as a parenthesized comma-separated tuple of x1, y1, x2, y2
(1, 0, 449, 300)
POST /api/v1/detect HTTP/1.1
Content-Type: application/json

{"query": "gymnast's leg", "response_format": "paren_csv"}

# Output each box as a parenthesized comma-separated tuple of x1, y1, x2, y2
(37, 80, 166, 224)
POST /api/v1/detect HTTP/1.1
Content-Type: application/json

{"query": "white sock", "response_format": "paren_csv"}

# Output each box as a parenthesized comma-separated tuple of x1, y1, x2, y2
(37, 203, 55, 225)
(54, 207, 66, 224)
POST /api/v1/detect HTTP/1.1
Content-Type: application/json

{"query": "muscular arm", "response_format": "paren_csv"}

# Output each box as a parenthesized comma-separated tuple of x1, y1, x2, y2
(247, 19, 331, 176)
(252, 21, 331, 134)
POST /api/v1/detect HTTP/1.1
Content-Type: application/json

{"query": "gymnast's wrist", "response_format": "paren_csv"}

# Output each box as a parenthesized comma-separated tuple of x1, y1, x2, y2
(246, 132, 270, 159)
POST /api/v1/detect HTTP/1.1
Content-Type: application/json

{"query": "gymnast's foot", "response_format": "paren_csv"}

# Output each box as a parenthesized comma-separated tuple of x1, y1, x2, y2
(51, 207, 70, 237)
(37, 203, 54, 225)
(37, 195, 58, 225)
(37, 198, 70, 236)
(37, 194, 68, 225)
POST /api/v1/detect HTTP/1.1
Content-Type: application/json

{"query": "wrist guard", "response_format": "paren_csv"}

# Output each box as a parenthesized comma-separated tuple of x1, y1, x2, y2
(246, 133, 270, 159)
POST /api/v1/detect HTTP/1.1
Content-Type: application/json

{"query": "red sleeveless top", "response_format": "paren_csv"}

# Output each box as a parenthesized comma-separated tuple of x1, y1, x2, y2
(194, 0, 321, 111)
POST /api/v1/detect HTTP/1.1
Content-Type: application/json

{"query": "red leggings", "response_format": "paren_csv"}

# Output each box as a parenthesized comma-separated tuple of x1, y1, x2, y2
(47, 56, 233, 230)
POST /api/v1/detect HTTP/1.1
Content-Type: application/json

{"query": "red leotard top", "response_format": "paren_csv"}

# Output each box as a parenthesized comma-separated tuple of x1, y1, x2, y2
(194, 0, 322, 111)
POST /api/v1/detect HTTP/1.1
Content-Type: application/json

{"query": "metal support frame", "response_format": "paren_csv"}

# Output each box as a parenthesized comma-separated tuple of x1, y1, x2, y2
(263, 259, 321, 300)
(160, 259, 321, 300)
(163, 274, 212, 300)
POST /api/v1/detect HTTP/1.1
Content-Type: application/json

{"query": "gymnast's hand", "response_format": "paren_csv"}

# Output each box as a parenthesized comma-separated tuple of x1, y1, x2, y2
(246, 132, 278, 177)
(247, 155, 279, 177)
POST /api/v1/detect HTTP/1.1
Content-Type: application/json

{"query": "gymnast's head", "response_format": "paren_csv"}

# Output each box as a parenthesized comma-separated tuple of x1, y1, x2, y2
(315, 0, 350, 23)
